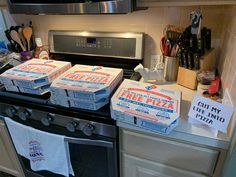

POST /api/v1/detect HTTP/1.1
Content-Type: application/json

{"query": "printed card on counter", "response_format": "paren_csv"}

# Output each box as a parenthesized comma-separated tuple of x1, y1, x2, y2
(188, 94, 234, 132)
(110, 79, 181, 135)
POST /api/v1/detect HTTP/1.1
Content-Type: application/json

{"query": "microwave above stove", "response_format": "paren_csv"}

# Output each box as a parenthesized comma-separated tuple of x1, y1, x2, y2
(7, 0, 133, 14)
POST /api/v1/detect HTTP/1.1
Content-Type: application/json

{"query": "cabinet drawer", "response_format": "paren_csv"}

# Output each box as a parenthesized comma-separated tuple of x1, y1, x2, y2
(0, 120, 24, 177)
(121, 153, 208, 177)
(120, 129, 219, 175)
(0, 0, 6, 6)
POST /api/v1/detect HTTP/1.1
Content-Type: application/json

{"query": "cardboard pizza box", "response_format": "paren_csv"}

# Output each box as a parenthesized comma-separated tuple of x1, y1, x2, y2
(50, 64, 123, 102)
(0, 59, 71, 89)
(111, 79, 181, 134)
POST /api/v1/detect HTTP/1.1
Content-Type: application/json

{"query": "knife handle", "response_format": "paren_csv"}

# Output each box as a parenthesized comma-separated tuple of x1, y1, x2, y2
(193, 52, 200, 70)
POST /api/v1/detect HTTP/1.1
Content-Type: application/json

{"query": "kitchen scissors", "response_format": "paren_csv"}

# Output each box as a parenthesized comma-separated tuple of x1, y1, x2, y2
(160, 37, 180, 57)
(160, 37, 172, 56)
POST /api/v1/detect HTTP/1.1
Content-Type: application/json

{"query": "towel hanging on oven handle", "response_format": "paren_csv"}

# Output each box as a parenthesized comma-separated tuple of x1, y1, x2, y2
(64, 136, 113, 148)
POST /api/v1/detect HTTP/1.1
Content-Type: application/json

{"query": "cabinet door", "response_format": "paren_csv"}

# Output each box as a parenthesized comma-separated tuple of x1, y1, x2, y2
(121, 129, 218, 175)
(0, 120, 25, 177)
(136, 0, 236, 7)
(0, 0, 6, 6)
(121, 153, 207, 177)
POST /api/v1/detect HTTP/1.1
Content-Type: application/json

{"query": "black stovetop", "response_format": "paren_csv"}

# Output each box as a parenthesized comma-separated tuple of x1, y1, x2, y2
(50, 53, 142, 80)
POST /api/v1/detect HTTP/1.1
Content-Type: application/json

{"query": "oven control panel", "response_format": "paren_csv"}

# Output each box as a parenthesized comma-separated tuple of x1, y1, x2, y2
(53, 35, 136, 58)
(75, 37, 109, 49)
(49, 31, 143, 60)
(0, 103, 116, 138)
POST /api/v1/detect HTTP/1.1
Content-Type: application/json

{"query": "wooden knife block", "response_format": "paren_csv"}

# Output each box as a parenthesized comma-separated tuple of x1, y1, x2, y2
(177, 48, 216, 90)
(177, 67, 198, 90)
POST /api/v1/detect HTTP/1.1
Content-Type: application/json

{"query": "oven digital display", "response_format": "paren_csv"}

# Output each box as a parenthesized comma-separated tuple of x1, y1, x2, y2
(87, 37, 96, 44)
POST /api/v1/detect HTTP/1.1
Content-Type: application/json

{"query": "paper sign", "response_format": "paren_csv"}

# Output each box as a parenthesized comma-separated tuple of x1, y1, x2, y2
(188, 94, 234, 132)
(188, 116, 218, 136)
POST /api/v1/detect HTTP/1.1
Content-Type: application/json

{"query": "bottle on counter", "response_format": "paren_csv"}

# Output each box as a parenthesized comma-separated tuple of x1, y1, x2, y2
(34, 38, 49, 60)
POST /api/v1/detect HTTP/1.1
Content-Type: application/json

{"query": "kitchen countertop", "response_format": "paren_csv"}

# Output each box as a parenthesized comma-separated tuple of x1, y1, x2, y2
(117, 80, 234, 150)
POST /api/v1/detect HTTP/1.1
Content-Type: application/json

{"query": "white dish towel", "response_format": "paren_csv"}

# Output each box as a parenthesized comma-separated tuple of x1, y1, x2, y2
(5, 117, 74, 177)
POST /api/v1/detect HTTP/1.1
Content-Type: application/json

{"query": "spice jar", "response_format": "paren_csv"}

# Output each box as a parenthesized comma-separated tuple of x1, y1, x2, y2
(34, 38, 49, 60)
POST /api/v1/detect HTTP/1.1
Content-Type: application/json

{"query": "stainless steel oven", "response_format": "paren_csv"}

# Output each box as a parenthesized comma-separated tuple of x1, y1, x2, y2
(0, 31, 144, 177)
(1, 101, 118, 177)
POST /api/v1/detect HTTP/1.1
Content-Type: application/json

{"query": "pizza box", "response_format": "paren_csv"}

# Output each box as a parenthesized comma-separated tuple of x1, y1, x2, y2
(0, 59, 71, 89)
(110, 79, 181, 135)
(4, 83, 50, 95)
(50, 64, 123, 102)
(50, 96, 109, 110)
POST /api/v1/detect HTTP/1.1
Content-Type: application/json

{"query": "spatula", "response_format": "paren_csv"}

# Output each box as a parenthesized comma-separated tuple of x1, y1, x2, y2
(10, 30, 26, 51)
(23, 27, 33, 51)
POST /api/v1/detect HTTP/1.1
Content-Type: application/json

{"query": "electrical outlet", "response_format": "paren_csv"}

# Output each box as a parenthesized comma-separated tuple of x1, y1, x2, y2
(150, 54, 161, 70)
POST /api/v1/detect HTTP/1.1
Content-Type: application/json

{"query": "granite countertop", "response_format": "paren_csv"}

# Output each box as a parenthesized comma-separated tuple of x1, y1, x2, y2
(117, 81, 234, 150)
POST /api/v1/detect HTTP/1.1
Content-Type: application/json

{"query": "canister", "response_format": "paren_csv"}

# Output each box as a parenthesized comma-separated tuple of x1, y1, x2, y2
(164, 56, 179, 81)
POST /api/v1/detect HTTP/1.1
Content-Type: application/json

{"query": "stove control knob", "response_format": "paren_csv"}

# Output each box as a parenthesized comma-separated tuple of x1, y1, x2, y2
(66, 122, 78, 132)
(18, 109, 31, 121)
(41, 113, 54, 126)
(5, 107, 17, 117)
(82, 123, 95, 136)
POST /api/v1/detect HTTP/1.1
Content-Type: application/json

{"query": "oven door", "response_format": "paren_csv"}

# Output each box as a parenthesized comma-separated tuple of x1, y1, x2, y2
(6, 119, 118, 177)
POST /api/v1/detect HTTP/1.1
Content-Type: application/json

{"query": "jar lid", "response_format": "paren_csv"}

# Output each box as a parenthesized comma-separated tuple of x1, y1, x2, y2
(198, 83, 210, 90)
(35, 38, 43, 47)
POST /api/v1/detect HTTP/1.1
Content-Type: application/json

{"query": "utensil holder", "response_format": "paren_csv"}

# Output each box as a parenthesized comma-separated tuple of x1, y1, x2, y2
(20, 51, 33, 62)
(164, 56, 179, 81)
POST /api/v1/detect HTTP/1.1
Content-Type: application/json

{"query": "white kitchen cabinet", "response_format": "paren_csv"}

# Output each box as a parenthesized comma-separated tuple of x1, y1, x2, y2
(0, 0, 6, 7)
(0, 120, 25, 177)
(120, 128, 225, 177)
(121, 153, 208, 177)
(136, 0, 236, 7)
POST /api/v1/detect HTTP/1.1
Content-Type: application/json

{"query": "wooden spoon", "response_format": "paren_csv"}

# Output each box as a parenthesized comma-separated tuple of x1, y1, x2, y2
(23, 27, 33, 51)
(10, 30, 26, 51)
(18, 27, 27, 50)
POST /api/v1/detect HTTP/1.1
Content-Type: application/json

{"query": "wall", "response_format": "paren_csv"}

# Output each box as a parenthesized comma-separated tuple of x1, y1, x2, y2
(0, 10, 6, 42)
(219, 5, 236, 177)
(223, 127, 236, 177)
(2, 6, 227, 68)
(218, 5, 236, 106)
(217, 5, 236, 141)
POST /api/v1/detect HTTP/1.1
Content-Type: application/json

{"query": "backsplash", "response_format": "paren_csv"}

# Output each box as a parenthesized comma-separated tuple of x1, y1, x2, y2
(218, 5, 236, 107)
(218, 5, 236, 146)
(3, 6, 228, 67)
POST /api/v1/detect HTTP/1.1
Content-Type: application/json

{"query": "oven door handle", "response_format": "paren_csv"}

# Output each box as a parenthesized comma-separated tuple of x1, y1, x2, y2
(65, 136, 113, 148)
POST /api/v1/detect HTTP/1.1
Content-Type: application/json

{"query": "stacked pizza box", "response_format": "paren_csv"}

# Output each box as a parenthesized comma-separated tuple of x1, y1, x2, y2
(50, 64, 123, 110)
(0, 59, 72, 95)
(110, 79, 181, 134)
